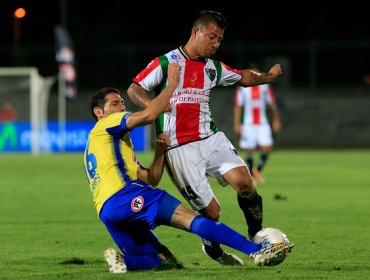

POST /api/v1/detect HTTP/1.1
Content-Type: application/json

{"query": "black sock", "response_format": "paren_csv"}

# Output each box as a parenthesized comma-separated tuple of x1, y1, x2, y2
(257, 153, 269, 171)
(237, 191, 263, 238)
(202, 239, 224, 259)
(246, 156, 253, 171)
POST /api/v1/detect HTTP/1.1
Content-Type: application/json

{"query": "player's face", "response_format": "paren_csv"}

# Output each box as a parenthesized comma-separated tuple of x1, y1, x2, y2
(196, 22, 224, 58)
(102, 93, 126, 117)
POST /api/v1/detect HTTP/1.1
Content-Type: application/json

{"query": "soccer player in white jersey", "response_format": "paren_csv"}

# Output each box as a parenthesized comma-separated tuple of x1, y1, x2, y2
(234, 64, 282, 185)
(127, 10, 283, 266)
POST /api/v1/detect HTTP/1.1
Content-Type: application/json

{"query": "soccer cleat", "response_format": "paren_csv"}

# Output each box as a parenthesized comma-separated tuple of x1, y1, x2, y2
(202, 245, 244, 266)
(252, 169, 265, 185)
(104, 247, 127, 273)
(249, 241, 295, 266)
(158, 244, 184, 269)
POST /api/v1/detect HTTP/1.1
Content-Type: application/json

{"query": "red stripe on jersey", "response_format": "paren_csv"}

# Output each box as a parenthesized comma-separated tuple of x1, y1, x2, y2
(176, 103, 201, 144)
(183, 61, 205, 89)
(220, 61, 243, 75)
(133, 58, 160, 83)
(252, 107, 261, 124)
(251, 86, 261, 100)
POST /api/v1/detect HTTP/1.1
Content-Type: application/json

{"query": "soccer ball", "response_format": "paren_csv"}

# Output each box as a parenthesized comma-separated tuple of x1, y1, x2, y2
(252, 227, 292, 266)
(253, 227, 290, 245)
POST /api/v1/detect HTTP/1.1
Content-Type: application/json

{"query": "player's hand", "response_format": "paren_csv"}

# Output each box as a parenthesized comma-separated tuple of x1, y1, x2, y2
(272, 119, 282, 133)
(268, 64, 283, 79)
(164, 63, 180, 113)
(167, 63, 181, 88)
(155, 133, 171, 152)
(163, 103, 172, 113)
(234, 123, 241, 135)
(163, 62, 181, 112)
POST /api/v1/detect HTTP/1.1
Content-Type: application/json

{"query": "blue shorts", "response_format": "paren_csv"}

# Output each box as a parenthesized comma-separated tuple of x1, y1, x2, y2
(99, 180, 181, 256)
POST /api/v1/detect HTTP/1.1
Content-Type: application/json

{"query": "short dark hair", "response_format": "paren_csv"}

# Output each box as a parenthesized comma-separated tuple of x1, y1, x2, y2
(90, 87, 120, 121)
(194, 10, 228, 29)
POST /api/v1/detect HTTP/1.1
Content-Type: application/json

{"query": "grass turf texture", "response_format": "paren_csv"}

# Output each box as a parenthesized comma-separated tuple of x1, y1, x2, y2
(0, 150, 369, 279)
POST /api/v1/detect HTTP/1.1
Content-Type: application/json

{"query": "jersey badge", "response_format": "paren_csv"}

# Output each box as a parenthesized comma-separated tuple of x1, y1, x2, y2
(131, 196, 144, 212)
(205, 68, 216, 81)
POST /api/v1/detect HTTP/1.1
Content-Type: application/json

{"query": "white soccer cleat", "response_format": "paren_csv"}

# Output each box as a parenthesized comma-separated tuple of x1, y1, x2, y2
(104, 247, 127, 273)
(249, 241, 294, 266)
(202, 245, 244, 266)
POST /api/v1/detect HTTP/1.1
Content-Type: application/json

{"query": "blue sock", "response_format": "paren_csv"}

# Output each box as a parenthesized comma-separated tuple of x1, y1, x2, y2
(190, 215, 262, 255)
(123, 255, 163, 270)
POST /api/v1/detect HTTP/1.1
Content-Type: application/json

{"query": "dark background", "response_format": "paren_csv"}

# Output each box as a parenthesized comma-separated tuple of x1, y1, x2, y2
(1, 1, 370, 148)
(2, 1, 370, 44)
(1, 1, 370, 88)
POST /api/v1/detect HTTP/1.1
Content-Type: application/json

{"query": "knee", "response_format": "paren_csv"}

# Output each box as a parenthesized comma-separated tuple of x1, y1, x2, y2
(225, 167, 255, 193)
(233, 174, 255, 193)
(238, 181, 255, 193)
(207, 211, 221, 221)
(199, 205, 221, 221)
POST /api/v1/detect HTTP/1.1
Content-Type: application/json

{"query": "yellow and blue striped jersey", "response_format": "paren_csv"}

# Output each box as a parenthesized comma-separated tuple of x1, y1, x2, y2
(83, 112, 138, 214)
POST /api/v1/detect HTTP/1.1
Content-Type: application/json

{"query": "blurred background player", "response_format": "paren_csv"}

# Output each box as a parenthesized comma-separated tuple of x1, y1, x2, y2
(233, 63, 282, 185)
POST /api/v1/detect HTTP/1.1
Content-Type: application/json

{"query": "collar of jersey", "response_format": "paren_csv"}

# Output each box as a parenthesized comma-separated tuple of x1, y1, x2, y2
(179, 46, 207, 63)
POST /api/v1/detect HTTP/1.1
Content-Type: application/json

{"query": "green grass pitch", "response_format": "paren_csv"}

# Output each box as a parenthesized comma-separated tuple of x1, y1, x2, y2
(0, 149, 369, 279)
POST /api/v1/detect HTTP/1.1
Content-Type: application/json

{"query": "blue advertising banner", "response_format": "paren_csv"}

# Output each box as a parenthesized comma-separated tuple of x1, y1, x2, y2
(0, 121, 148, 153)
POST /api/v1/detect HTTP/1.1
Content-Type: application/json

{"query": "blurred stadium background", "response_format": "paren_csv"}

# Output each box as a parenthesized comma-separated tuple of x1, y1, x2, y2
(1, 0, 370, 153)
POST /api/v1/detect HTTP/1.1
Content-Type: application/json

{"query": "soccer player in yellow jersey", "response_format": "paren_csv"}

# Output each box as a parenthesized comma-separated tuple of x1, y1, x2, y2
(84, 63, 293, 273)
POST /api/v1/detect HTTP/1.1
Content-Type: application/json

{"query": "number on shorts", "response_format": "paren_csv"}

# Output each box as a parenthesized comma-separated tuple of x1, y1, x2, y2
(181, 185, 198, 201)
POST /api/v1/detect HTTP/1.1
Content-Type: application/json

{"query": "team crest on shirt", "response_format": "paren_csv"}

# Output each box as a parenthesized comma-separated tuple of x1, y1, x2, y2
(131, 196, 144, 212)
(205, 68, 216, 81)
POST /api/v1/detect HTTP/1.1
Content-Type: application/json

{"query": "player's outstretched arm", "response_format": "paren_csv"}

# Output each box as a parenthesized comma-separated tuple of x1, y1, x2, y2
(238, 64, 282, 87)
